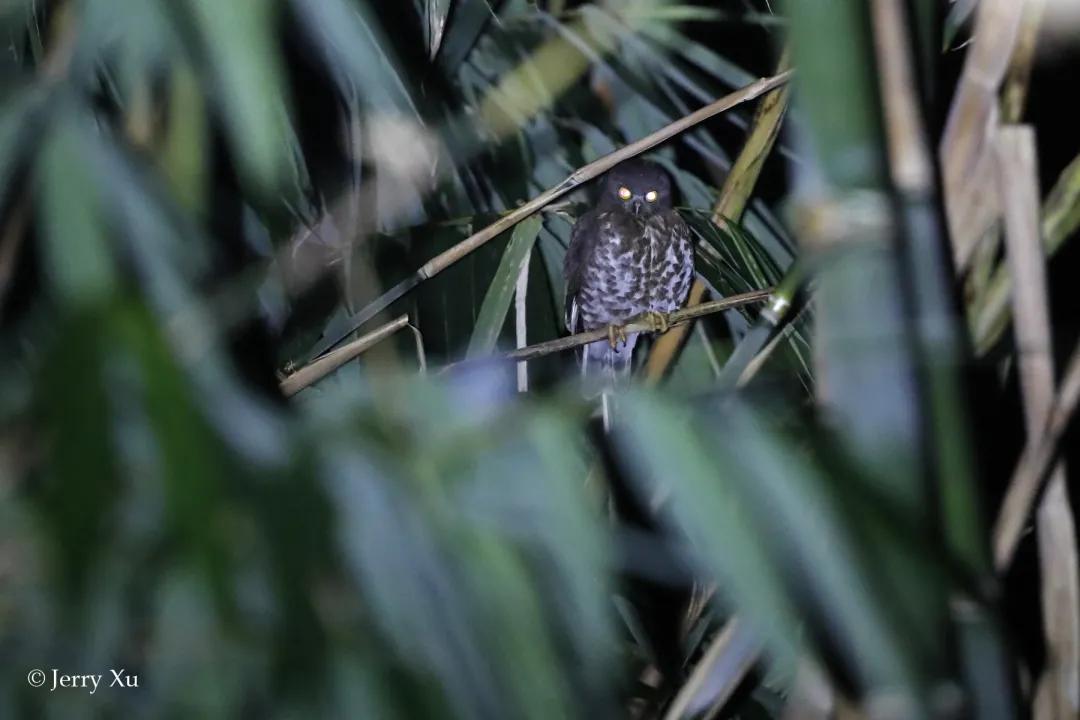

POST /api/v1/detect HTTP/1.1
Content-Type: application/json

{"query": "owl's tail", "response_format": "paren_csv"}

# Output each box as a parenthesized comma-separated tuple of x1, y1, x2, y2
(579, 334, 636, 388)
(578, 334, 637, 431)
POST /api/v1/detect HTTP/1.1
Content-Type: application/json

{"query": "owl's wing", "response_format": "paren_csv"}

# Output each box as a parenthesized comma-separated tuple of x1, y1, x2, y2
(664, 209, 696, 303)
(562, 209, 601, 333)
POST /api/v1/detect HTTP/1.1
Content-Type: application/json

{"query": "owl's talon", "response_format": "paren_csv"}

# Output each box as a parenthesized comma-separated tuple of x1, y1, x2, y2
(607, 324, 627, 349)
(645, 311, 669, 334)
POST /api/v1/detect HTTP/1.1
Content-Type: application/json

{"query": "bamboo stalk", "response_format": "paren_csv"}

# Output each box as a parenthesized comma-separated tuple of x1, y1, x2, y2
(871, 0, 933, 194)
(315, 71, 793, 357)
(938, 0, 1024, 272)
(1002, 0, 1046, 124)
(280, 314, 410, 397)
(994, 126, 1079, 720)
(965, 0, 1051, 354)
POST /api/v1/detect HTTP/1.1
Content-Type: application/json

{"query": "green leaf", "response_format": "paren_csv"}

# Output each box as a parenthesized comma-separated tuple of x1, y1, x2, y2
(292, 0, 421, 117)
(614, 392, 801, 666)
(36, 111, 117, 305)
(157, 62, 208, 216)
(465, 213, 542, 358)
(32, 306, 122, 598)
(0, 83, 48, 206)
(439, 0, 499, 70)
(184, 0, 299, 197)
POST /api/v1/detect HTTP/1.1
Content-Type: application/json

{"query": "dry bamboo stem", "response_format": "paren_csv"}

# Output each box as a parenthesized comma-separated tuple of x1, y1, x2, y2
(1002, 0, 1047, 124)
(994, 126, 1079, 720)
(280, 314, 410, 397)
(871, 0, 933, 193)
(938, 0, 1025, 271)
(994, 337, 1080, 568)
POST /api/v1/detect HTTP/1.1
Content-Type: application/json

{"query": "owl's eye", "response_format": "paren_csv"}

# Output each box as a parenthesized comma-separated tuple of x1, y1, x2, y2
(645, 190, 658, 202)
(617, 186, 632, 201)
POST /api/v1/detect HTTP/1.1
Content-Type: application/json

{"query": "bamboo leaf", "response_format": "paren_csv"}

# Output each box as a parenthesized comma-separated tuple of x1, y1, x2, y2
(425, 0, 452, 59)
(614, 393, 801, 666)
(971, 150, 1080, 353)
(439, 0, 499, 70)
(466, 213, 542, 358)
(292, 0, 422, 116)
(184, 0, 298, 196)
(0, 84, 48, 206)
(36, 112, 116, 305)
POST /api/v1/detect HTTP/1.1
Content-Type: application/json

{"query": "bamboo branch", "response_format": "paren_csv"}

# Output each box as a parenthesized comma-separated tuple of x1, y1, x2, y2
(443, 289, 771, 369)
(280, 314, 411, 397)
(315, 71, 794, 357)
(994, 337, 1080, 569)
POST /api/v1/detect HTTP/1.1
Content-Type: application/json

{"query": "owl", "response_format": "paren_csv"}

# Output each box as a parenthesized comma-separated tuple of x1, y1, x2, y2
(563, 159, 694, 386)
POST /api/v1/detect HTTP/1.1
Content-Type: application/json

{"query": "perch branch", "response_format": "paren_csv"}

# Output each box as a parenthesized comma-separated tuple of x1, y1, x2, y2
(443, 288, 772, 370)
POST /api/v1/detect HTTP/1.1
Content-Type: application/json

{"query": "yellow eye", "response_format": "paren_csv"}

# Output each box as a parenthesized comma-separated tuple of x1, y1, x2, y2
(645, 190, 658, 202)
(617, 186, 632, 201)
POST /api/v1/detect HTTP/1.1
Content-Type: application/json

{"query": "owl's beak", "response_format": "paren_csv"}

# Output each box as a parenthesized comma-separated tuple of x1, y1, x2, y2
(630, 198, 644, 215)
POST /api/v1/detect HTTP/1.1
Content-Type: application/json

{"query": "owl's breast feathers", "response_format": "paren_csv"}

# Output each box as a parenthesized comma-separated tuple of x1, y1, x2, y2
(563, 208, 694, 335)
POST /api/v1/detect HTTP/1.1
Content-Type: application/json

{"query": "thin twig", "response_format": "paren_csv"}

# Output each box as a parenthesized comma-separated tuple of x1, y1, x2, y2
(315, 72, 794, 357)
(280, 314, 411, 397)
(441, 289, 771, 370)
(408, 322, 428, 375)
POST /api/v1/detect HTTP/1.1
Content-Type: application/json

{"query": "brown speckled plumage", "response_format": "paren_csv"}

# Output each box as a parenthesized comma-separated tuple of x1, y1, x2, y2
(563, 159, 694, 383)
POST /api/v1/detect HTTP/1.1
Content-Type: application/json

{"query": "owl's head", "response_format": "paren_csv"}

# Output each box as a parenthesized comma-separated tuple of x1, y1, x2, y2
(600, 159, 673, 216)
